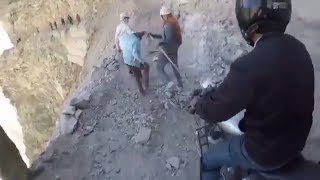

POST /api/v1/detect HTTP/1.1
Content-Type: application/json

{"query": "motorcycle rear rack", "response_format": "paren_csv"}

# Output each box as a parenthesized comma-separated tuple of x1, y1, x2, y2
(196, 125, 209, 180)
(196, 125, 210, 157)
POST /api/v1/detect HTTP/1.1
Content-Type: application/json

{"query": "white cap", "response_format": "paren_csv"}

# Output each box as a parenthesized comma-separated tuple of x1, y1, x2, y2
(160, 6, 172, 16)
(120, 12, 130, 21)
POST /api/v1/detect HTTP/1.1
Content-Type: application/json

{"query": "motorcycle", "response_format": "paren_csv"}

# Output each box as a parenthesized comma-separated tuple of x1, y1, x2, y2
(190, 79, 320, 180)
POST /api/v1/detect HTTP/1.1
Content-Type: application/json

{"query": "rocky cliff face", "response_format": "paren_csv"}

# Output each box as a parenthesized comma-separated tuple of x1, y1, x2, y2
(0, 0, 101, 161)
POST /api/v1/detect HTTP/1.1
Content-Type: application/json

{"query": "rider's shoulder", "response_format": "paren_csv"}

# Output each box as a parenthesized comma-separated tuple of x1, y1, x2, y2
(230, 48, 270, 75)
(232, 51, 256, 67)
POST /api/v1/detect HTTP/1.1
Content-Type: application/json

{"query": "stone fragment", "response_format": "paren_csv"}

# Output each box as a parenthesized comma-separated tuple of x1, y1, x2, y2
(166, 157, 180, 170)
(165, 91, 174, 99)
(166, 81, 175, 90)
(134, 127, 152, 144)
(70, 97, 90, 109)
(62, 105, 76, 115)
(60, 115, 78, 135)
(110, 99, 117, 106)
(107, 61, 120, 71)
(75, 109, 83, 119)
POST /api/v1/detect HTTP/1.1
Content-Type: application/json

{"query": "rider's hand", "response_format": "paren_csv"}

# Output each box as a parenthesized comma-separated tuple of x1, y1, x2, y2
(191, 89, 203, 97)
(187, 88, 203, 114)
(200, 85, 215, 96)
(188, 86, 216, 115)
(187, 95, 201, 114)
(190, 86, 215, 98)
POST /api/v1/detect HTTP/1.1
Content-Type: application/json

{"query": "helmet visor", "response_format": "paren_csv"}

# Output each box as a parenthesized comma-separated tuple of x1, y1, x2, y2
(241, 0, 262, 8)
(236, 0, 262, 31)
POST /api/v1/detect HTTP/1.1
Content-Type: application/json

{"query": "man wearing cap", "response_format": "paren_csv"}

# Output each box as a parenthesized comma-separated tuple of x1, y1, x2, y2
(149, 6, 183, 88)
(119, 32, 150, 95)
(115, 12, 135, 53)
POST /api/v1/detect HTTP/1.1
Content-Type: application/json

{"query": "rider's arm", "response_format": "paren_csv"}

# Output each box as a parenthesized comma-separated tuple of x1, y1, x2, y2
(195, 56, 255, 123)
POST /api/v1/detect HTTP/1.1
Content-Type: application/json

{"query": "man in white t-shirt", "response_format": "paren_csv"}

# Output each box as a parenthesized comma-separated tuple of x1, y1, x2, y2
(114, 12, 135, 52)
(115, 12, 146, 75)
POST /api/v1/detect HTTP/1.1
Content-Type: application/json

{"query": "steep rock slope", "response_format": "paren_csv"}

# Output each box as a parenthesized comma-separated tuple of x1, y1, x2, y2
(0, 0, 102, 161)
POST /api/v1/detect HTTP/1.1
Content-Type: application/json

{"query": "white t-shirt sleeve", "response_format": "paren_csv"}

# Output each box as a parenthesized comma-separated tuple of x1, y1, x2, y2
(115, 25, 121, 49)
(115, 23, 135, 50)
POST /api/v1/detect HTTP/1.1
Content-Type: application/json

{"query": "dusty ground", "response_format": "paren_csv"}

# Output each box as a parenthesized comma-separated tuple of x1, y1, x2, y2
(32, 0, 320, 179)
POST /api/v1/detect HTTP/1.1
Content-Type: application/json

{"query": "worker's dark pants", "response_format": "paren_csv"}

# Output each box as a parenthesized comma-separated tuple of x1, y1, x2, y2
(0, 126, 30, 180)
(201, 136, 282, 180)
(127, 63, 150, 94)
(156, 51, 183, 87)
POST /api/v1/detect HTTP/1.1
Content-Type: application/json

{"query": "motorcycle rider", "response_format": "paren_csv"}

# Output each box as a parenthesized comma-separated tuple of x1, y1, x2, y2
(189, 0, 314, 179)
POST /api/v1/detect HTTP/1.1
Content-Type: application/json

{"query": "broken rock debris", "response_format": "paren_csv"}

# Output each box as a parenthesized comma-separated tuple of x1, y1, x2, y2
(165, 91, 174, 99)
(134, 127, 152, 144)
(75, 109, 83, 119)
(62, 105, 76, 115)
(166, 81, 175, 90)
(70, 96, 90, 109)
(60, 115, 78, 135)
(166, 156, 181, 170)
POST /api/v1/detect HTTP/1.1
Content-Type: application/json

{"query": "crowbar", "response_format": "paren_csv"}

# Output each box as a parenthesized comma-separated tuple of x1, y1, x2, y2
(147, 33, 182, 77)
(149, 48, 182, 77)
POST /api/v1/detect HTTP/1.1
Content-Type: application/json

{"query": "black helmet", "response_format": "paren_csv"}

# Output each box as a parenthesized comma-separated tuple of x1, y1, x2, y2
(235, 0, 292, 46)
